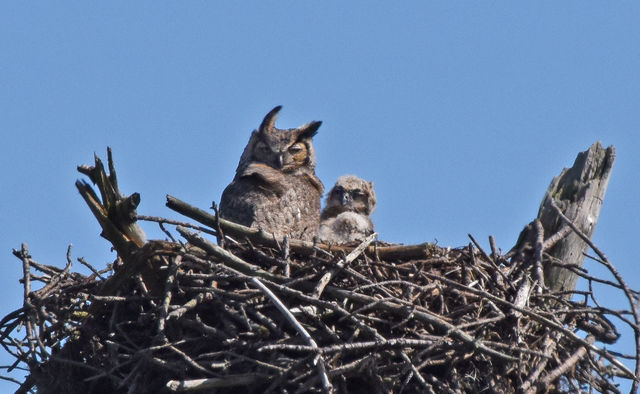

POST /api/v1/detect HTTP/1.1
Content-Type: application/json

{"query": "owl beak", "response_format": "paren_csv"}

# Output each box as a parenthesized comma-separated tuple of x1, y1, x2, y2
(276, 154, 284, 169)
(341, 193, 351, 205)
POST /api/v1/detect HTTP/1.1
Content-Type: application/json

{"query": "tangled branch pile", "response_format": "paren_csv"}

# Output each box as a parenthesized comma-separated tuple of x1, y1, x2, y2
(1, 148, 638, 393)
(2, 218, 637, 393)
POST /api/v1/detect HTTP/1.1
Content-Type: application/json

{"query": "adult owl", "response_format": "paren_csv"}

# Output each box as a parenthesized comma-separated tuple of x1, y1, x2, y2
(318, 175, 376, 244)
(219, 106, 324, 241)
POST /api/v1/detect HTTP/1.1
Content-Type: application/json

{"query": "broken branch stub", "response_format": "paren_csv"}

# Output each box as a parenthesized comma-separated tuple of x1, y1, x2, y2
(76, 147, 147, 257)
(537, 142, 615, 293)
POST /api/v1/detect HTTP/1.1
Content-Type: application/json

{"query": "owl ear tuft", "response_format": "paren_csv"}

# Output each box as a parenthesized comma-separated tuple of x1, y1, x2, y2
(298, 121, 322, 139)
(259, 105, 283, 133)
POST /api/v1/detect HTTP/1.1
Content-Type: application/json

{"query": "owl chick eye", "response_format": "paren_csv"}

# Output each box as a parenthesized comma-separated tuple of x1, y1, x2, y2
(352, 189, 365, 199)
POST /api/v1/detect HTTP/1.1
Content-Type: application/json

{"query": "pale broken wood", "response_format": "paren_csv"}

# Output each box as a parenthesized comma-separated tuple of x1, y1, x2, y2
(76, 147, 146, 257)
(523, 142, 615, 294)
(76, 148, 165, 297)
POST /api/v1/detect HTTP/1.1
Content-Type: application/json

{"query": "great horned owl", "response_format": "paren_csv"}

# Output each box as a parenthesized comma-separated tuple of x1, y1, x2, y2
(318, 175, 376, 244)
(220, 106, 324, 240)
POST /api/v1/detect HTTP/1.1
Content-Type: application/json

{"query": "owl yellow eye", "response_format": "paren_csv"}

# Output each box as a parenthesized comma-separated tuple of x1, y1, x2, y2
(288, 143, 304, 154)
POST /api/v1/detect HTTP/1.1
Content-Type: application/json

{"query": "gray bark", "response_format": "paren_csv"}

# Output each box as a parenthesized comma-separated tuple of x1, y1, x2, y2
(538, 142, 615, 292)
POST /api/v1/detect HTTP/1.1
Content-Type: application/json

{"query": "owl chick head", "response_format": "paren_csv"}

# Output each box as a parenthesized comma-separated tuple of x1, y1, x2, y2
(323, 175, 376, 218)
(239, 106, 322, 174)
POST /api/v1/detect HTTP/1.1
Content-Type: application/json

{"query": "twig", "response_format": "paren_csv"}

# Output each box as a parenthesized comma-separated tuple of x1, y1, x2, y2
(550, 200, 640, 391)
(156, 255, 181, 340)
(166, 373, 266, 392)
(311, 233, 377, 298)
(78, 257, 107, 280)
(251, 277, 333, 394)
(538, 335, 595, 390)
(423, 271, 636, 379)
(282, 235, 290, 277)
(137, 215, 217, 237)
(211, 201, 225, 248)
(533, 219, 545, 293)
(468, 234, 513, 291)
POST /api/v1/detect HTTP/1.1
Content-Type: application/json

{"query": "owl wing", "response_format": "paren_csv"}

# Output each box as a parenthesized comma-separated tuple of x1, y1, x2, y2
(220, 163, 288, 227)
(219, 179, 257, 227)
(238, 163, 287, 196)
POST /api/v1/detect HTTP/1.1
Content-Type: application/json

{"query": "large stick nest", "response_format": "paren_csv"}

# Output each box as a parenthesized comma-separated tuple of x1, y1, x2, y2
(1, 150, 638, 393)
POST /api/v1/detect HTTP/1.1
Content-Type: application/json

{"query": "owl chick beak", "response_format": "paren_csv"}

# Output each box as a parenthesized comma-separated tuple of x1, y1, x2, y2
(341, 193, 352, 206)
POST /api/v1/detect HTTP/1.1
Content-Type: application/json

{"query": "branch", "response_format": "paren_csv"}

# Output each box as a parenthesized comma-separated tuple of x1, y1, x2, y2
(166, 195, 432, 260)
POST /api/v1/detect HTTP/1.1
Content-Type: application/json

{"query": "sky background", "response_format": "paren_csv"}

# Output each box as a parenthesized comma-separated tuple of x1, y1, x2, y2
(1, 2, 639, 391)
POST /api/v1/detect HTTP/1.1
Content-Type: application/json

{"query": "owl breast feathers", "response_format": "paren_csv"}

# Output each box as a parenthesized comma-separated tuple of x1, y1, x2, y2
(319, 175, 376, 244)
(220, 106, 324, 241)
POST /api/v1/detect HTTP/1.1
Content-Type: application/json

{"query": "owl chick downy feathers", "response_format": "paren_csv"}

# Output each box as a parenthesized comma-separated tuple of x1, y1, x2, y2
(319, 175, 376, 244)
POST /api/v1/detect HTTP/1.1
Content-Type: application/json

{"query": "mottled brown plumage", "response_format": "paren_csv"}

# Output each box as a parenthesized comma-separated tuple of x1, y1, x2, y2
(319, 175, 376, 244)
(220, 106, 324, 240)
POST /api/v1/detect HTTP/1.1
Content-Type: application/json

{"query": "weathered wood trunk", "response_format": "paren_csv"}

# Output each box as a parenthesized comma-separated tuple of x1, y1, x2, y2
(534, 142, 615, 293)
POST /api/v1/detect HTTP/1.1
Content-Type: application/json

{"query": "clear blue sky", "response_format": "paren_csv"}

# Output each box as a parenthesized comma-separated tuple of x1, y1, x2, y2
(1, 2, 639, 391)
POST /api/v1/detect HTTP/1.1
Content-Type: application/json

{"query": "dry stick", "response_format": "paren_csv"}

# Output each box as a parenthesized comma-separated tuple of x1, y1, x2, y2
(583, 256, 640, 298)
(179, 316, 229, 341)
(85, 294, 148, 303)
(533, 219, 545, 294)
(489, 235, 499, 260)
(15, 244, 36, 357)
(549, 200, 640, 389)
(282, 235, 290, 277)
(166, 373, 266, 392)
(259, 338, 435, 354)
(167, 292, 214, 320)
(519, 335, 558, 393)
(176, 227, 286, 283)
(35, 246, 74, 300)
(422, 271, 635, 379)
(77, 257, 107, 280)
(159, 222, 177, 243)
(542, 224, 572, 251)
(210, 201, 225, 248)
(468, 234, 514, 291)
(166, 195, 431, 260)
(547, 259, 637, 296)
(168, 345, 213, 376)
(137, 215, 217, 237)
(352, 279, 438, 294)
(156, 255, 182, 340)
(220, 351, 288, 373)
(510, 276, 531, 319)
(311, 233, 377, 299)
(537, 335, 596, 391)
(250, 277, 333, 394)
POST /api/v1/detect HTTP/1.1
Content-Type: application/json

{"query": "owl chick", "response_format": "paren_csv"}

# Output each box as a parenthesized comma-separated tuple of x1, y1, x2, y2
(319, 175, 376, 244)
(220, 106, 324, 241)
